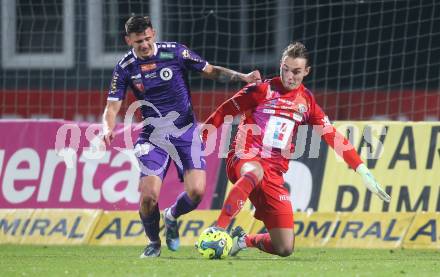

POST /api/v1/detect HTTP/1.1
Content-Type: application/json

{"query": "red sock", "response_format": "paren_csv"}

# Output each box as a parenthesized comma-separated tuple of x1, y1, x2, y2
(245, 233, 276, 254)
(216, 172, 258, 229)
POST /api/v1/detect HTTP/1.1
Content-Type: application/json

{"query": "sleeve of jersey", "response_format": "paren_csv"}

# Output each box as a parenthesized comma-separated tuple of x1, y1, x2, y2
(107, 64, 128, 101)
(204, 84, 265, 128)
(309, 101, 363, 170)
(177, 44, 208, 72)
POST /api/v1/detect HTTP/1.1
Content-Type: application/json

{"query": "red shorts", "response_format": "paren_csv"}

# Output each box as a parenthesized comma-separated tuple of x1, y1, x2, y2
(226, 151, 294, 230)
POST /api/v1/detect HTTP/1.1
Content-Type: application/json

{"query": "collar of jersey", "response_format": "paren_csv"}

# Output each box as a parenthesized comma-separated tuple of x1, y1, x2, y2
(131, 43, 158, 60)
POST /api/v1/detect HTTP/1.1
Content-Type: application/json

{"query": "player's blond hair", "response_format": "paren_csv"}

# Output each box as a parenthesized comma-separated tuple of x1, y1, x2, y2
(281, 42, 310, 66)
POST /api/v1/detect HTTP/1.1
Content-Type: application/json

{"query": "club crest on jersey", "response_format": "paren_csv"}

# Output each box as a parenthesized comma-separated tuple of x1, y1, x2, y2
(181, 49, 202, 62)
(160, 67, 173, 81)
(297, 103, 307, 114)
(141, 63, 157, 72)
(182, 49, 190, 59)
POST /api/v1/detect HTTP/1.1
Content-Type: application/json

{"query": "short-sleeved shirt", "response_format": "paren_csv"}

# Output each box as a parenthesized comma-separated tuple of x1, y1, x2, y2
(107, 42, 208, 139)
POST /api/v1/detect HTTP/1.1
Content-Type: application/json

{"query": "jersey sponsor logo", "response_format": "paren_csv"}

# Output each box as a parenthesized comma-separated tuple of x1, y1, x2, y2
(293, 112, 303, 122)
(144, 72, 157, 79)
(141, 63, 157, 72)
(279, 98, 294, 105)
(279, 195, 290, 201)
(159, 67, 173, 81)
(130, 74, 141, 79)
(159, 52, 174, 59)
(263, 116, 295, 149)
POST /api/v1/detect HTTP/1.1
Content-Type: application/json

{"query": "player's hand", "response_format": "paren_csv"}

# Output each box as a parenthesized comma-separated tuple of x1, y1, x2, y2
(102, 130, 114, 146)
(242, 70, 262, 84)
(356, 164, 391, 202)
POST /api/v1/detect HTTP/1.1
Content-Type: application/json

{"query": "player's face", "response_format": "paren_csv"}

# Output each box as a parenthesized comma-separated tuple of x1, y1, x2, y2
(279, 56, 310, 90)
(126, 27, 156, 59)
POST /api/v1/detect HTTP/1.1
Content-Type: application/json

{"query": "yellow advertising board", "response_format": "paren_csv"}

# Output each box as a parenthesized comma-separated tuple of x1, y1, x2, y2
(2, 209, 439, 249)
(0, 209, 101, 245)
(320, 121, 440, 212)
(403, 212, 440, 249)
(89, 210, 255, 246)
(322, 212, 415, 248)
(291, 212, 339, 248)
(249, 212, 414, 249)
(0, 209, 35, 244)
(89, 211, 145, 245)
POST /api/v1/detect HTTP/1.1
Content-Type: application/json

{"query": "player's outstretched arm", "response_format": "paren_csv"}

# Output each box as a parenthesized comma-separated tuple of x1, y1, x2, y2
(320, 127, 391, 203)
(102, 100, 122, 146)
(355, 164, 391, 202)
(309, 102, 391, 203)
(201, 64, 261, 84)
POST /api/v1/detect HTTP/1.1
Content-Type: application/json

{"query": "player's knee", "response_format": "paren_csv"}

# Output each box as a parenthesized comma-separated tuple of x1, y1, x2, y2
(140, 194, 159, 209)
(187, 186, 205, 203)
(241, 161, 264, 182)
(273, 238, 294, 257)
(276, 246, 294, 257)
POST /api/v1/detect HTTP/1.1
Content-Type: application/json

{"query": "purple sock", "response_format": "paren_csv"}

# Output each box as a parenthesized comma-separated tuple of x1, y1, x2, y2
(170, 192, 200, 218)
(139, 205, 160, 244)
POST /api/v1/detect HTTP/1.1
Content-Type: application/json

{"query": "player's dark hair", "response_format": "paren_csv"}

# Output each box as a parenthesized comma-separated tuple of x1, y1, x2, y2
(281, 42, 310, 66)
(125, 16, 153, 35)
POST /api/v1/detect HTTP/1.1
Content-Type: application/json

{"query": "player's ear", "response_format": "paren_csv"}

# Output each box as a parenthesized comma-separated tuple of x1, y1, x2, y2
(304, 66, 311, 77)
(125, 35, 132, 46)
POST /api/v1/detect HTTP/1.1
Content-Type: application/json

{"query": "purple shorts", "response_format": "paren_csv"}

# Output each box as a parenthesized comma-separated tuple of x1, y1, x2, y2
(134, 124, 206, 181)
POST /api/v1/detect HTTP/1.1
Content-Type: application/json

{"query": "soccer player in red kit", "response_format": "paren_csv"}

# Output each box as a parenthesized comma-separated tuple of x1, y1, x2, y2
(202, 42, 391, 257)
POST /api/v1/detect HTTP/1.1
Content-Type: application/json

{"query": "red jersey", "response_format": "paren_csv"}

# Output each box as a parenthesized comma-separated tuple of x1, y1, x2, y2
(204, 77, 362, 172)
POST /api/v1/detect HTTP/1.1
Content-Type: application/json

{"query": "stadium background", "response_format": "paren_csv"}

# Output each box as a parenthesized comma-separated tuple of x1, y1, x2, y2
(0, 0, 439, 249)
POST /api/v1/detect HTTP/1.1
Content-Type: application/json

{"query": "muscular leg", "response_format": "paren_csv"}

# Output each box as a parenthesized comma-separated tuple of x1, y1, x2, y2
(217, 161, 264, 229)
(162, 169, 206, 251)
(138, 176, 163, 244)
(166, 169, 206, 220)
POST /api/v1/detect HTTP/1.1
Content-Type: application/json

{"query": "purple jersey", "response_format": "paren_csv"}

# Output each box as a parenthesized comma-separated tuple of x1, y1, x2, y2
(107, 42, 208, 138)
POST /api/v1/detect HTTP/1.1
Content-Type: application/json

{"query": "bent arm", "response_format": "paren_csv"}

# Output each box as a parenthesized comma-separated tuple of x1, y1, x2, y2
(202, 64, 261, 84)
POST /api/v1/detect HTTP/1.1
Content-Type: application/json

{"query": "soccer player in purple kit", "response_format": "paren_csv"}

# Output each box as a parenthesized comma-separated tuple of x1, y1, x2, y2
(101, 16, 261, 258)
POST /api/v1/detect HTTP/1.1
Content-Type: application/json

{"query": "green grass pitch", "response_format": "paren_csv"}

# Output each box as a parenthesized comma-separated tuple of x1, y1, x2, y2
(0, 245, 438, 276)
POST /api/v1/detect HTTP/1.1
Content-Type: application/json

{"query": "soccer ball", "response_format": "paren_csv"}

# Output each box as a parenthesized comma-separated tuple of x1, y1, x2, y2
(196, 227, 232, 259)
